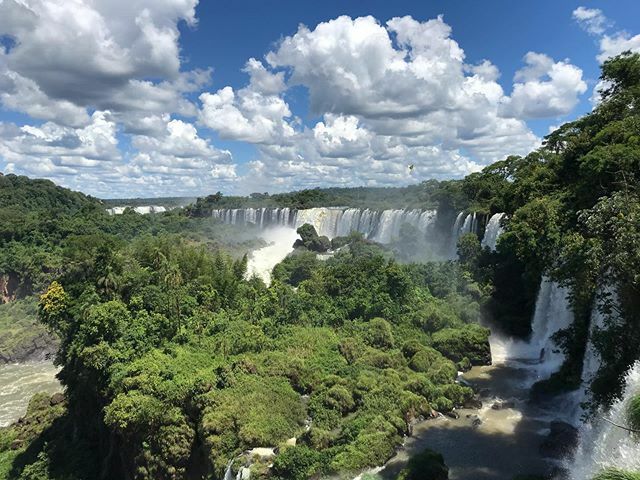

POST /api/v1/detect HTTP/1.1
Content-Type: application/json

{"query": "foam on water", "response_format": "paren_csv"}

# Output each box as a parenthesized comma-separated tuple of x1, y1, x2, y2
(0, 362, 61, 427)
(245, 227, 300, 285)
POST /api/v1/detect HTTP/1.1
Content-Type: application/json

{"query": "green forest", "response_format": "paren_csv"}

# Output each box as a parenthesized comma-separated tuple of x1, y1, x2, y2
(0, 53, 639, 480)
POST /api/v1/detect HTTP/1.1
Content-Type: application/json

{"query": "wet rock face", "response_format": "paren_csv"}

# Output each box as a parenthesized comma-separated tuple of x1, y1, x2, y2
(0, 330, 58, 364)
(539, 421, 579, 459)
(466, 414, 482, 427)
(491, 400, 516, 410)
(49, 392, 65, 406)
(463, 397, 483, 409)
(0, 273, 20, 304)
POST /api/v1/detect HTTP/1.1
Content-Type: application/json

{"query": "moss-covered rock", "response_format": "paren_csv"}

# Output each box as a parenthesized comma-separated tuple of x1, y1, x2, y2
(397, 448, 449, 480)
(592, 469, 640, 480)
(0, 298, 58, 363)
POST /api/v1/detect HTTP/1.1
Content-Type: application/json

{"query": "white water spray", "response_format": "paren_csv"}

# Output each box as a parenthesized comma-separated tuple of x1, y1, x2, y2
(568, 361, 640, 478)
(244, 227, 300, 285)
(212, 207, 437, 244)
(489, 278, 573, 386)
(481, 213, 505, 251)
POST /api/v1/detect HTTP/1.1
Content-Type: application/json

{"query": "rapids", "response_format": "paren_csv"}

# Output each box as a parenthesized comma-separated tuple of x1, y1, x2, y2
(0, 362, 61, 427)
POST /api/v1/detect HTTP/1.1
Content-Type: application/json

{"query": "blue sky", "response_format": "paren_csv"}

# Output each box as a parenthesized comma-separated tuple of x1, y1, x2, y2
(0, 0, 639, 197)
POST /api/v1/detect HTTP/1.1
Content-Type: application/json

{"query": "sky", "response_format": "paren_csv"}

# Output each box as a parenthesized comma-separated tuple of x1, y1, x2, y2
(0, 1, 639, 198)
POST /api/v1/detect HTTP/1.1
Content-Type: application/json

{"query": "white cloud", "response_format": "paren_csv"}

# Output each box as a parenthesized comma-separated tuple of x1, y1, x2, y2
(0, 0, 201, 124)
(572, 7, 610, 36)
(598, 33, 640, 63)
(0, 111, 120, 179)
(220, 15, 571, 191)
(502, 52, 587, 118)
(0, 112, 122, 193)
(572, 6, 640, 64)
(0, 0, 238, 196)
(198, 59, 295, 144)
(121, 118, 236, 195)
(0, 8, 597, 196)
(571, 7, 639, 107)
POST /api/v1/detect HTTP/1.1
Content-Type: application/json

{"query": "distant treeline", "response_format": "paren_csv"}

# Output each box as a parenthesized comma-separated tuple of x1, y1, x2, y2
(102, 197, 196, 209)
(185, 180, 473, 216)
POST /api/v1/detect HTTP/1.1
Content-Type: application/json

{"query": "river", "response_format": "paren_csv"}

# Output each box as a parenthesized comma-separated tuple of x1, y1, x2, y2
(0, 362, 61, 427)
(378, 362, 558, 479)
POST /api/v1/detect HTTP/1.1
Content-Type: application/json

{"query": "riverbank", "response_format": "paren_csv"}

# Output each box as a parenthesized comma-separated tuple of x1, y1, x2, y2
(0, 362, 61, 427)
(0, 299, 58, 364)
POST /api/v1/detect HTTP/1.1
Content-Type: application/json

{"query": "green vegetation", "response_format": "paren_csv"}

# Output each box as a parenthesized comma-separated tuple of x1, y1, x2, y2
(0, 393, 66, 478)
(592, 470, 640, 480)
(103, 197, 195, 209)
(1, 52, 640, 479)
(452, 53, 640, 409)
(0, 173, 488, 479)
(628, 394, 640, 432)
(293, 224, 331, 253)
(185, 181, 466, 216)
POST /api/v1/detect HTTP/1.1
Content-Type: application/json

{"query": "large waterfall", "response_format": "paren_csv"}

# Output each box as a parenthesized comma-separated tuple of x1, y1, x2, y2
(489, 278, 573, 384)
(106, 205, 168, 215)
(567, 297, 609, 424)
(212, 207, 437, 244)
(568, 361, 640, 478)
(219, 207, 439, 285)
(481, 213, 505, 251)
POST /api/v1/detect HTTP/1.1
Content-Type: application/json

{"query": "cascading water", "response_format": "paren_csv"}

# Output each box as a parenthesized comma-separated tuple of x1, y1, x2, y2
(481, 213, 505, 251)
(489, 278, 573, 385)
(568, 299, 608, 424)
(106, 205, 168, 215)
(223, 461, 234, 480)
(568, 361, 640, 478)
(244, 227, 300, 285)
(212, 207, 438, 244)
(449, 211, 480, 258)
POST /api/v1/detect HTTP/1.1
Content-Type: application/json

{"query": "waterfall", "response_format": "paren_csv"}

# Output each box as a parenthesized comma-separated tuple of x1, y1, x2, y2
(461, 213, 474, 235)
(211, 207, 438, 244)
(567, 286, 623, 425)
(245, 227, 300, 285)
(212, 207, 294, 228)
(569, 302, 607, 424)
(106, 205, 167, 215)
(224, 461, 234, 480)
(568, 361, 640, 478)
(449, 211, 481, 258)
(489, 278, 573, 385)
(481, 213, 505, 251)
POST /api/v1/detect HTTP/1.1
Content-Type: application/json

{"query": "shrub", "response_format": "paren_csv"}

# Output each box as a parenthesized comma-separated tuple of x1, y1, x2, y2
(272, 446, 324, 480)
(365, 318, 395, 349)
(409, 348, 448, 373)
(431, 324, 491, 365)
(592, 470, 640, 480)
